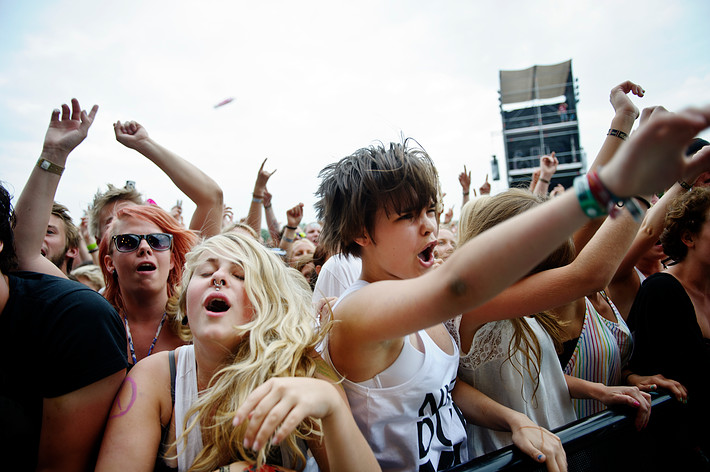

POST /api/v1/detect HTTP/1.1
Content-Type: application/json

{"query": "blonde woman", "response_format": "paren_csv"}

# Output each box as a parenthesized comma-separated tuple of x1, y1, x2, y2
(97, 233, 379, 472)
(449, 189, 651, 457)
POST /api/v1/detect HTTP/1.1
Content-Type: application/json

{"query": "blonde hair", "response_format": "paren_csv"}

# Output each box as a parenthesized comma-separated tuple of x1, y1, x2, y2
(176, 233, 329, 471)
(458, 189, 570, 401)
(70, 264, 105, 291)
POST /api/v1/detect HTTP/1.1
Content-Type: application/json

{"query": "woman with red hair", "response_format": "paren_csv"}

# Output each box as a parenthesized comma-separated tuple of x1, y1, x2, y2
(100, 204, 198, 365)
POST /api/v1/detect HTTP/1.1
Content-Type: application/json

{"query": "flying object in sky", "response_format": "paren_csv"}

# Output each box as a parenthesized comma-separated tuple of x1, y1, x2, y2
(214, 97, 235, 108)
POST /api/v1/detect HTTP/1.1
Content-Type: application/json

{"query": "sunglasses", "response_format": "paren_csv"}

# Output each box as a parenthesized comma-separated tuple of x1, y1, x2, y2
(112, 233, 173, 253)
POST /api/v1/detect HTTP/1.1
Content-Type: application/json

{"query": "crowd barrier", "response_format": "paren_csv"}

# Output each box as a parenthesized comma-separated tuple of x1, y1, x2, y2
(445, 392, 705, 471)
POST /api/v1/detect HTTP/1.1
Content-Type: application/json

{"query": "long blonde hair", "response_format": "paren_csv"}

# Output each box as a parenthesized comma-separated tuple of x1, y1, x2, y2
(176, 233, 329, 471)
(459, 189, 571, 401)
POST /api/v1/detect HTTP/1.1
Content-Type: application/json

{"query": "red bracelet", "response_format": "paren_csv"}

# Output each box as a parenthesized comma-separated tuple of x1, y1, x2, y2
(587, 170, 622, 218)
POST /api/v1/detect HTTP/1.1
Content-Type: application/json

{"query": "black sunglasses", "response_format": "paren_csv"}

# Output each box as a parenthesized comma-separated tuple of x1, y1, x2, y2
(112, 233, 173, 253)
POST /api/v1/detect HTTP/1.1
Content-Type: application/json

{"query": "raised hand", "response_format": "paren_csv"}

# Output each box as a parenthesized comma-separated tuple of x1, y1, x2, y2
(549, 184, 565, 198)
(222, 205, 234, 226)
(443, 207, 454, 225)
(600, 105, 710, 198)
(43, 98, 98, 155)
(113, 120, 150, 150)
(540, 152, 558, 178)
(286, 203, 304, 228)
(263, 188, 273, 208)
(479, 174, 491, 196)
(255, 159, 276, 194)
(459, 166, 471, 194)
(609, 80, 644, 120)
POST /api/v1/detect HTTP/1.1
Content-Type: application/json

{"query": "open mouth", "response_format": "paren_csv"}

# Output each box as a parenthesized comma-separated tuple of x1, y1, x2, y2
(206, 297, 230, 313)
(137, 262, 156, 272)
(418, 243, 435, 264)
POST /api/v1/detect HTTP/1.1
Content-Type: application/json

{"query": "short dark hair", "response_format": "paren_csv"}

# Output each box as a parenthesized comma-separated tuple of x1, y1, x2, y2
(315, 140, 439, 257)
(0, 183, 18, 273)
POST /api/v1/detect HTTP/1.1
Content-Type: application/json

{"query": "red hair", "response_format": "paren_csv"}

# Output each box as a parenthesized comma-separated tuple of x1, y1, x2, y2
(100, 204, 199, 315)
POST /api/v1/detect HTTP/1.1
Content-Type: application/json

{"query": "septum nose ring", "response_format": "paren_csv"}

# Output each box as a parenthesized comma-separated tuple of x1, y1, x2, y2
(213, 279, 225, 291)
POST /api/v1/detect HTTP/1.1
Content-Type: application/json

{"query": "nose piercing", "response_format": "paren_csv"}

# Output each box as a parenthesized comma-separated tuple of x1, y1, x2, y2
(213, 279, 225, 291)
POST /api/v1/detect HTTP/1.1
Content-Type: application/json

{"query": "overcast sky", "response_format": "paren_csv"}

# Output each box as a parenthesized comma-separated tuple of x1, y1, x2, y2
(2, 0, 709, 228)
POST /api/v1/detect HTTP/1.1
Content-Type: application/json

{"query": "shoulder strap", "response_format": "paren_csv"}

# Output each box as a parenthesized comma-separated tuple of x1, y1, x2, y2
(169, 350, 177, 405)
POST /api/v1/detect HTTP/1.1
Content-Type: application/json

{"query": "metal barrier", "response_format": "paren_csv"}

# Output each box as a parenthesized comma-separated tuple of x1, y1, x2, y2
(444, 392, 705, 472)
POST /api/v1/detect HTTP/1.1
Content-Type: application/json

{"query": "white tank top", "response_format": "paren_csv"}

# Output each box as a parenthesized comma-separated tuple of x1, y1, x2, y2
(325, 280, 468, 471)
(174, 345, 203, 472)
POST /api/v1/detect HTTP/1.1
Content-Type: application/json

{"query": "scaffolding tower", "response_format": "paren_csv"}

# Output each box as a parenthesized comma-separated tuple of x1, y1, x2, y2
(498, 60, 585, 189)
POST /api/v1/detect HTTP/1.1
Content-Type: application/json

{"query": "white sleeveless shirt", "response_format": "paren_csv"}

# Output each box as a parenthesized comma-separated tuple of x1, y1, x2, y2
(324, 280, 468, 472)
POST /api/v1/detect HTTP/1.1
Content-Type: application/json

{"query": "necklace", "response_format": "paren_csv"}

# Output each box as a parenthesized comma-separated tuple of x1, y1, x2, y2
(124, 311, 168, 365)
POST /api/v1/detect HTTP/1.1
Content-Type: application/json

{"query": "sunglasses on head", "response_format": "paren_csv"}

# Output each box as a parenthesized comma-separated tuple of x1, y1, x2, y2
(112, 233, 173, 253)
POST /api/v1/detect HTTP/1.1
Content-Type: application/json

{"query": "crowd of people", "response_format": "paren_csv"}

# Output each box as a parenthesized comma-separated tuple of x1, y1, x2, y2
(1, 80, 709, 472)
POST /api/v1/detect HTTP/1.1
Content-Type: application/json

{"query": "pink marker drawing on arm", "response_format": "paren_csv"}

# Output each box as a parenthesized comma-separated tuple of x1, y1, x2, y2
(109, 376, 138, 418)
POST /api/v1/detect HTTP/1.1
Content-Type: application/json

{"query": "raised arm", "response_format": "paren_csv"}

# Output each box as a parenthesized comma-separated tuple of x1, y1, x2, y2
(245, 159, 275, 237)
(279, 203, 304, 258)
(533, 153, 558, 196)
(15, 98, 98, 277)
(479, 174, 491, 196)
(459, 166, 471, 207)
(114, 121, 223, 237)
(573, 81, 644, 251)
(456, 206, 642, 349)
(263, 187, 281, 244)
(609, 144, 710, 314)
(336, 104, 710, 342)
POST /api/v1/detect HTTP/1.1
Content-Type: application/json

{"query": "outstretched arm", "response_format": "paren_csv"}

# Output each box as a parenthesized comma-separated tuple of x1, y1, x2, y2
(333, 104, 710, 344)
(15, 98, 98, 277)
(114, 121, 224, 237)
(457, 206, 642, 351)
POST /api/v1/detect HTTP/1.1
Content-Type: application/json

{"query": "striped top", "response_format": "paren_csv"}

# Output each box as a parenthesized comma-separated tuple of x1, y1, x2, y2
(563, 296, 632, 418)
